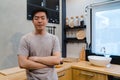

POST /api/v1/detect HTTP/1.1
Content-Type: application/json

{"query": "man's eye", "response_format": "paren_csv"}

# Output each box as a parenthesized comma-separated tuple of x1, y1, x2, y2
(41, 17, 45, 20)
(34, 17, 38, 20)
(34, 16, 39, 20)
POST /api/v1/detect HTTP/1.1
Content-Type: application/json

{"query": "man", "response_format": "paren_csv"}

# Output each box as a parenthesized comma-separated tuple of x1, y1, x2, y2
(18, 9, 61, 80)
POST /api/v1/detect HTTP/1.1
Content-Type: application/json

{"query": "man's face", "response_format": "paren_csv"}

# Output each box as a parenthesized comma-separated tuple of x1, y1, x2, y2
(32, 12, 48, 31)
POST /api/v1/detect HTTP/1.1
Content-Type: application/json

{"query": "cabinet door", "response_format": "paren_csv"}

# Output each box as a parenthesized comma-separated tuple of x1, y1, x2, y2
(72, 69, 108, 80)
(58, 68, 72, 80)
(65, 68, 72, 80)
(58, 70, 66, 80)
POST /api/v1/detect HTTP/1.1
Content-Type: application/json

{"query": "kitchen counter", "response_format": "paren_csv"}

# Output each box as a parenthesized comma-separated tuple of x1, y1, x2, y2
(0, 62, 74, 80)
(55, 62, 75, 72)
(0, 62, 73, 76)
(0, 61, 120, 79)
(72, 61, 120, 77)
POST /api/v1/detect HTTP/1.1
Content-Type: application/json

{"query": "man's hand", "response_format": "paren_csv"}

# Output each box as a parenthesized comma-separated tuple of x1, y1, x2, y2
(18, 55, 49, 70)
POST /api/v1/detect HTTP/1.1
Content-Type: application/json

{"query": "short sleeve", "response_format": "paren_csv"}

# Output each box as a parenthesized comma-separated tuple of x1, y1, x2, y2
(53, 36, 61, 53)
(18, 36, 29, 56)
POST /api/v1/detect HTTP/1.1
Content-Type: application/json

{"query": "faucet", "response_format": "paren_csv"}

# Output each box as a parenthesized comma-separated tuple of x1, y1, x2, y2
(101, 47, 106, 54)
(101, 47, 110, 57)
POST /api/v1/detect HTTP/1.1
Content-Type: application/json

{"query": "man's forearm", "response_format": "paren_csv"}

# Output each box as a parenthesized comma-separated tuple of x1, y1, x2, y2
(29, 56, 61, 66)
(18, 55, 49, 70)
(21, 59, 49, 70)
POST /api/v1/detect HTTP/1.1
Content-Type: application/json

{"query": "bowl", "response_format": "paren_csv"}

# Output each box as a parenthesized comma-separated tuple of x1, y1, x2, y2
(88, 55, 112, 67)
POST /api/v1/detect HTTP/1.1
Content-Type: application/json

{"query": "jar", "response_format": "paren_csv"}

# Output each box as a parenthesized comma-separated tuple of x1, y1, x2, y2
(69, 17, 74, 28)
(75, 16, 79, 26)
(66, 17, 69, 26)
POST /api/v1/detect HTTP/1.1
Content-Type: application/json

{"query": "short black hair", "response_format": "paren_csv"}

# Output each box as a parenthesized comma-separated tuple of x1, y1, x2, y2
(31, 8, 48, 20)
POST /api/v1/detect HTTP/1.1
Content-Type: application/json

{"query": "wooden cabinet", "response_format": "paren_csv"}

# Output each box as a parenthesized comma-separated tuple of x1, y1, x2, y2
(58, 68, 72, 80)
(72, 68, 108, 80)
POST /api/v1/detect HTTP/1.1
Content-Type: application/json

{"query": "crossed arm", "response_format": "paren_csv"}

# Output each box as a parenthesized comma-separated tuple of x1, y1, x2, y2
(18, 51, 61, 70)
(29, 51, 61, 66)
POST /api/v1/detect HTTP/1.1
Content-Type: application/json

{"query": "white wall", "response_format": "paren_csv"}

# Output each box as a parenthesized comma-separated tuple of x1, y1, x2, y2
(0, 0, 62, 70)
(66, 0, 91, 58)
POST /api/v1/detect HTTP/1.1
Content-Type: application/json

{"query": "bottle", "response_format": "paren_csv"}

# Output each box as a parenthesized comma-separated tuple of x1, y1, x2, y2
(56, 5, 59, 11)
(41, 2, 44, 6)
(41, 0, 45, 7)
(69, 17, 74, 28)
(80, 15, 84, 27)
(66, 17, 69, 26)
(75, 16, 79, 26)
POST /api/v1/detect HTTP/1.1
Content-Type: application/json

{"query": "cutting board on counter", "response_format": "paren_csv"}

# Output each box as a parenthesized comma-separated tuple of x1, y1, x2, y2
(0, 67, 25, 75)
(62, 57, 79, 63)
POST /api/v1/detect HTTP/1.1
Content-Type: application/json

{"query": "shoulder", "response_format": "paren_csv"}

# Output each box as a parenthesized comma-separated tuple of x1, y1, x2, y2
(20, 32, 33, 41)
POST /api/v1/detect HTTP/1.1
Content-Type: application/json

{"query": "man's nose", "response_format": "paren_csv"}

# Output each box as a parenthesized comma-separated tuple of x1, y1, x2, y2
(38, 18, 42, 22)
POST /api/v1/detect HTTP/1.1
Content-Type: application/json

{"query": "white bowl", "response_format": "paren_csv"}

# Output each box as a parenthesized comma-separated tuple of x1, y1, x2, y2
(88, 55, 112, 67)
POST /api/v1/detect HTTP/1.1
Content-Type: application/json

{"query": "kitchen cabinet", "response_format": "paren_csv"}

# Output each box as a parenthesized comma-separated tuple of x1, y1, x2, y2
(27, 0, 59, 24)
(72, 68, 108, 80)
(58, 68, 72, 80)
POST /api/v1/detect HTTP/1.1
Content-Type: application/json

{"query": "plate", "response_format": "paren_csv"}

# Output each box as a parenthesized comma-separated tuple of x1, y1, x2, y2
(76, 30, 85, 39)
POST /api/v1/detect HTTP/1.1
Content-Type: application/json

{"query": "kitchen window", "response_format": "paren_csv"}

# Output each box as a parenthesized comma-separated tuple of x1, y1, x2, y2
(91, 1, 120, 57)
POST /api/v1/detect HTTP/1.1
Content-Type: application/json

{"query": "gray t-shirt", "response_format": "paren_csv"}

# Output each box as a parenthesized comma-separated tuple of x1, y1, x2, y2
(18, 32, 61, 80)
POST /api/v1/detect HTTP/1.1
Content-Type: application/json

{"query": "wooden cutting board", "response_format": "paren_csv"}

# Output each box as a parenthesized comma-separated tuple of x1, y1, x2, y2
(0, 67, 25, 75)
(62, 57, 79, 62)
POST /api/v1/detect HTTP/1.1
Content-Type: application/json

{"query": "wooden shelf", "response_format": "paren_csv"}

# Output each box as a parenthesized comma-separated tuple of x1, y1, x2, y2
(65, 38, 86, 43)
(65, 25, 86, 30)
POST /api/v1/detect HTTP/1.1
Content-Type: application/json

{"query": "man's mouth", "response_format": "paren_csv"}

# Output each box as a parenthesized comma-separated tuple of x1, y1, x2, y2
(38, 24, 43, 26)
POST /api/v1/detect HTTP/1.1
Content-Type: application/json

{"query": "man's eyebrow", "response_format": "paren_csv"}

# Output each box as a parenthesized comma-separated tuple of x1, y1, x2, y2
(34, 15, 45, 18)
(41, 16, 45, 18)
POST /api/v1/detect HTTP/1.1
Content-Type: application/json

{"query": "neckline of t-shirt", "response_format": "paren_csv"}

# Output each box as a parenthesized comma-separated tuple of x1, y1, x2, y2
(32, 31, 49, 37)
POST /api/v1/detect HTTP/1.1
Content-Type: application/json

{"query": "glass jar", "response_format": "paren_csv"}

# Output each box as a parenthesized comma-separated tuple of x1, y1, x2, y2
(75, 16, 79, 26)
(69, 17, 74, 28)
(66, 17, 69, 26)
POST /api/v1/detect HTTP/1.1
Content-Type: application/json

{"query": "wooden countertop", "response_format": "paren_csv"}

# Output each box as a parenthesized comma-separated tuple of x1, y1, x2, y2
(72, 61, 120, 77)
(0, 67, 25, 76)
(0, 61, 120, 78)
(55, 62, 75, 72)
(0, 62, 73, 76)
(0, 62, 73, 80)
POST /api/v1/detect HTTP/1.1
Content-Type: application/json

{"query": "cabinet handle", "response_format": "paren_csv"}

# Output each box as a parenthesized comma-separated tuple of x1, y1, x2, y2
(58, 73, 65, 77)
(80, 71, 94, 77)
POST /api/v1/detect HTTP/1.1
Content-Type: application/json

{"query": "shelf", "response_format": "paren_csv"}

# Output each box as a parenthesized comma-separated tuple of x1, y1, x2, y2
(65, 25, 86, 30)
(65, 38, 86, 43)
(27, 0, 59, 24)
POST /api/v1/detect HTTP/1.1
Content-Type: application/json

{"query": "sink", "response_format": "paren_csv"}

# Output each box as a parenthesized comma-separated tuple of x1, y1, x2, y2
(88, 55, 112, 67)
